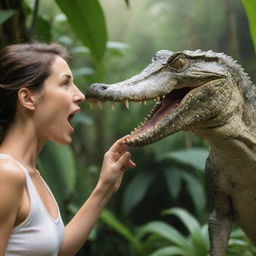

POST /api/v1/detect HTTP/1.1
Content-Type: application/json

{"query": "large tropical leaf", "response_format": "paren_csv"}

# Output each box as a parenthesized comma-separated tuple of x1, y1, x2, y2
(0, 9, 16, 25)
(164, 168, 206, 214)
(122, 171, 154, 215)
(138, 221, 191, 250)
(162, 208, 201, 236)
(162, 208, 209, 255)
(242, 0, 256, 53)
(163, 168, 183, 199)
(100, 209, 143, 254)
(158, 148, 208, 171)
(33, 16, 52, 42)
(55, 0, 107, 63)
(181, 171, 206, 213)
(228, 228, 256, 256)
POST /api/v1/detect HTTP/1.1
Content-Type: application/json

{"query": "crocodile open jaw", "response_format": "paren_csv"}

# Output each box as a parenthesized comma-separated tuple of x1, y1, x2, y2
(87, 86, 193, 146)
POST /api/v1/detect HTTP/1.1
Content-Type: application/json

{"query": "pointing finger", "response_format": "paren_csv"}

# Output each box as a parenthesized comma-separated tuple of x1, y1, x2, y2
(108, 135, 130, 153)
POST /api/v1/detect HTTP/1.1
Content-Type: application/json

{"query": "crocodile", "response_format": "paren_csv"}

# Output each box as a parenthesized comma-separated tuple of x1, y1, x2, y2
(85, 49, 256, 256)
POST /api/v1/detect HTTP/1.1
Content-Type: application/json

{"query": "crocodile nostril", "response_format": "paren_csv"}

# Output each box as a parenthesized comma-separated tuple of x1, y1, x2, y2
(100, 85, 108, 90)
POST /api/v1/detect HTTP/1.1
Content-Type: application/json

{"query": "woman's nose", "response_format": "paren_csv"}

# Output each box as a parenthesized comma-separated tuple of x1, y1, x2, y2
(73, 85, 85, 103)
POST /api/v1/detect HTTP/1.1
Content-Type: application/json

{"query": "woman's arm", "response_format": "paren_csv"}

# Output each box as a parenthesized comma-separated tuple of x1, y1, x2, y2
(0, 160, 25, 255)
(58, 136, 136, 256)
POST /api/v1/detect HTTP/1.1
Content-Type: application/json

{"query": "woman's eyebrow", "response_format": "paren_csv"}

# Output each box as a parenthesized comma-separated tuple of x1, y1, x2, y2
(60, 74, 72, 80)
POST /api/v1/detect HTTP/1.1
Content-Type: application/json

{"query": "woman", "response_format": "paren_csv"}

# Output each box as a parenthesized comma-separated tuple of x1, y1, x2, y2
(0, 42, 136, 256)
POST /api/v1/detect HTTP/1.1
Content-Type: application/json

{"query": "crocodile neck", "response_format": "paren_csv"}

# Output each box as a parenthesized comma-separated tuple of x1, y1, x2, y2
(193, 112, 256, 166)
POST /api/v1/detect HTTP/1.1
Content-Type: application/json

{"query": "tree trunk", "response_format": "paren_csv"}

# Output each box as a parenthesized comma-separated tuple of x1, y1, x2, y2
(224, 0, 239, 59)
(0, 0, 29, 48)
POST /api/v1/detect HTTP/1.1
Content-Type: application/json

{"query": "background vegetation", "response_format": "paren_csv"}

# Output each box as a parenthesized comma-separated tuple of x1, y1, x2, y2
(1, 0, 256, 255)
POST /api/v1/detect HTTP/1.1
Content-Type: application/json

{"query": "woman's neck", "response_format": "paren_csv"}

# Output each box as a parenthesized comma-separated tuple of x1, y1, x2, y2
(0, 119, 45, 170)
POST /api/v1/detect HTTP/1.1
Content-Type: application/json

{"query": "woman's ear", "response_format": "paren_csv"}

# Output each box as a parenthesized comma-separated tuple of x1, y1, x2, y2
(17, 87, 39, 111)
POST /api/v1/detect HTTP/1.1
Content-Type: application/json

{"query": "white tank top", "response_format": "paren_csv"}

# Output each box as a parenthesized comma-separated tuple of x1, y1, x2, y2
(0, 154, 65, 256)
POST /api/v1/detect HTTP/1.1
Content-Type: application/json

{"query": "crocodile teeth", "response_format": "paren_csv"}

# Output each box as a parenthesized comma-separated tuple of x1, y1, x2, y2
(124, 99, 129, 109)
(137, 135, 144, 140)
(131, 128, 138, 134)
(98, 102, 103, 110)
(125, 138, 131, 143)
(89, 101, 98, 110)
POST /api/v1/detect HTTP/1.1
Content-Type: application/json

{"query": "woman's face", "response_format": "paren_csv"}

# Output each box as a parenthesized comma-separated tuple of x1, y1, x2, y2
(34, 55, 85, 145)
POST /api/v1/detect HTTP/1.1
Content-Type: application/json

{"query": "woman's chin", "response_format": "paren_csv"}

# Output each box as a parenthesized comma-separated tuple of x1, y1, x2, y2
(52, 134, 72, 145)
(62, 137, 72, 145)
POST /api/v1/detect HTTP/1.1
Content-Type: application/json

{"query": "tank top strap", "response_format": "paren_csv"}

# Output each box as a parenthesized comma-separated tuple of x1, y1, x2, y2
(0, 153, 29, 176)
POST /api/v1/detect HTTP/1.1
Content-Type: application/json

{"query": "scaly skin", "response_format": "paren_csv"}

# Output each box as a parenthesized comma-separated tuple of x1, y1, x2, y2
(85, 49, 256, 255)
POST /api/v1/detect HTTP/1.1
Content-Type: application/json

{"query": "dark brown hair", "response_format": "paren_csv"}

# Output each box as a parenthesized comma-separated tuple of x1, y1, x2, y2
(0, 42, 70, 142)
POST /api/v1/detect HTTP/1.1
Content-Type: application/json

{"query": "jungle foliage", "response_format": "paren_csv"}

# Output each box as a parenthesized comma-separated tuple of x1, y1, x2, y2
(1, 0, 256, 255)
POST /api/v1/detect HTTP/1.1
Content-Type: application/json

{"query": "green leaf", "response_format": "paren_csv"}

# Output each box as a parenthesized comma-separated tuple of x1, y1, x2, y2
(164, 168, 182, 199)
(230, 228, 245, 239)
(201, 224, 210, 249)
(182, 172, 206, 213)
(164, 166, 206, 214)
(150, 246, 187, 256)
(100, 209, 143, 253)
(159, 148, 209, 171)
(33, 16, 52, 42)
(162, 208, 208, 254)
(0, 9, 16, 25)
(138, 221, 191, 250)
(162, 208, 201, 236)
(55, 0, 107, 63)
(242, 0, 256, 54)
(123, 172, 154, 215)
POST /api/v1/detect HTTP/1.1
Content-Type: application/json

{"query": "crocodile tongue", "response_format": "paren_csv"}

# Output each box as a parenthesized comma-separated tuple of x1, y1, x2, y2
(129, 87, 192, 141)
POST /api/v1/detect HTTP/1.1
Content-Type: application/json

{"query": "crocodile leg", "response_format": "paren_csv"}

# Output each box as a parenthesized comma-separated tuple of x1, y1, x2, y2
(208, 209, 232, 256)
(205, 158, 233, 256)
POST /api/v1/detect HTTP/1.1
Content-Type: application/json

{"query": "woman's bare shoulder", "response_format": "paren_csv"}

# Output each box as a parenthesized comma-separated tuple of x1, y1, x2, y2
(0, 158, 26, 186)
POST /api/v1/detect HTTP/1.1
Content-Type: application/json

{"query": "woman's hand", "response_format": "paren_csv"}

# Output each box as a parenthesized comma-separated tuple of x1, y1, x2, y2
(96, 135, 136, 195)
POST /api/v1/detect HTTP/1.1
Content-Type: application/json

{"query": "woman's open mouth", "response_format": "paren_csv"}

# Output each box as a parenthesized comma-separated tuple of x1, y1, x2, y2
(67, 108, 81, 131)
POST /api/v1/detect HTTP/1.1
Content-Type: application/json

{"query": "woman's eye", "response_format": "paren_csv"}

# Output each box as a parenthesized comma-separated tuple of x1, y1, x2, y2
(168, 57, 188, 70)
(62, 80, 70, 87)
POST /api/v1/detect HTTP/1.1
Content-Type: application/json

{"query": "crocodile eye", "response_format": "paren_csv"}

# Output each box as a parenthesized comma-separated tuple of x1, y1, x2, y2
(168, 56, 188, 71)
